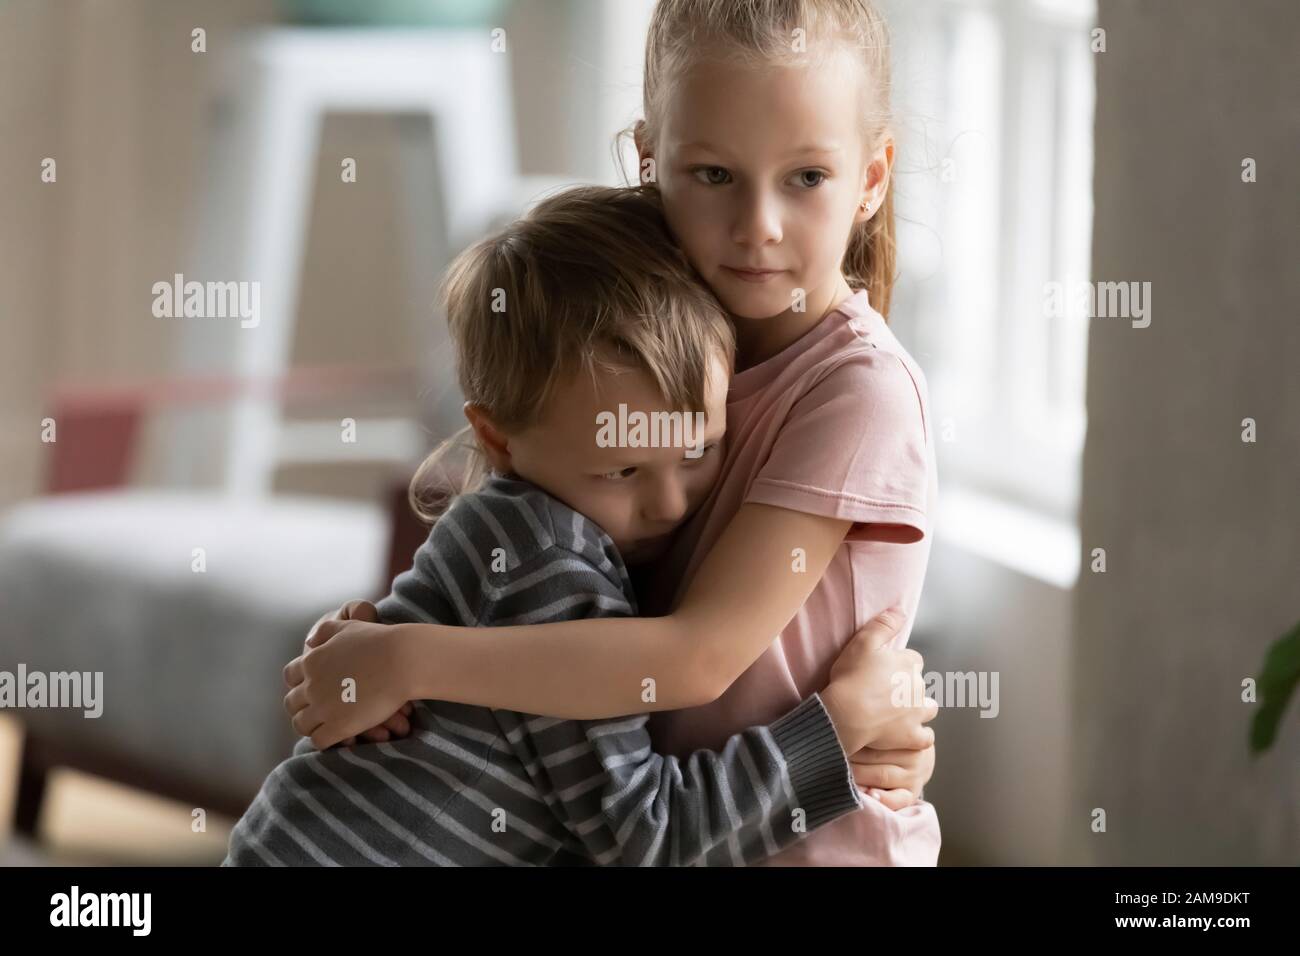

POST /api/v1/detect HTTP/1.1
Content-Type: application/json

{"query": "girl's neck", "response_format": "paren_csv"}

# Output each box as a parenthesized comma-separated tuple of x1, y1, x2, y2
(731, 274, 857, 371)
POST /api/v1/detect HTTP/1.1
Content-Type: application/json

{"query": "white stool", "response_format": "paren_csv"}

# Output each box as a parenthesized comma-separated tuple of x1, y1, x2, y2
(173, 28, 520, 495)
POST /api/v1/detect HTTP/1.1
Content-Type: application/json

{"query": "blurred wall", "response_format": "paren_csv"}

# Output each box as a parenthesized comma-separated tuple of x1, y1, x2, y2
(1072, 0, 1300, 864)
(0, 0, 610, 508)
(0, 1, 245, 502)
(916, 545, 1073, 865)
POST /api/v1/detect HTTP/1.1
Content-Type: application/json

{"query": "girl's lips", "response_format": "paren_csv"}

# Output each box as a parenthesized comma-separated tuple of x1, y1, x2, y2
(723, 266, 784, 283)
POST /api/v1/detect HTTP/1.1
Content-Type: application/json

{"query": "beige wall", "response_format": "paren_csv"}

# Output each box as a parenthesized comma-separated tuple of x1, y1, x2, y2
(1073, 0, 1300, 864)
(0, 0, 586, 507)
(0, 0, 275, 504)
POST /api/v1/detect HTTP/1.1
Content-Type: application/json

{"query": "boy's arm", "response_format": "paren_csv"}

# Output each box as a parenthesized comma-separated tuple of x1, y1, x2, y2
(573, 697, 862, 866)
(484, 551, 863, 866)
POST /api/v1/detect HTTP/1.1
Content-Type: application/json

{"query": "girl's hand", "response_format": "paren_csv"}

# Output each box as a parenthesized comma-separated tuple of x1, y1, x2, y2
(282, 619, 411, 750)
(850, 735, 936, 811)
(338, 701, 416, 749)
(819, 607, 938, 754)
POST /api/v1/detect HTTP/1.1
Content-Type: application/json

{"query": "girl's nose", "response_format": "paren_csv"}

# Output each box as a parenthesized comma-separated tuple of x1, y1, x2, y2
(731, 188, 783, 247)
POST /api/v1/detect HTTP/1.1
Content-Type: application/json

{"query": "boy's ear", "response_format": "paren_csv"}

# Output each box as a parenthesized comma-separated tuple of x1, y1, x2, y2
(463, 402, 512, 474)
(632, 120, 656, 185)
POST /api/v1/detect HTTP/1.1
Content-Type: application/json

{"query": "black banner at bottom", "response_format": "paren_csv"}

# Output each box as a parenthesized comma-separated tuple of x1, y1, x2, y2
(0, 865, 1288, 942)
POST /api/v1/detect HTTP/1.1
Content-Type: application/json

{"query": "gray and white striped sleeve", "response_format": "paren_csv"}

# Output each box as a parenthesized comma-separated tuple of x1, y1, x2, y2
(483, 545, 864, 866)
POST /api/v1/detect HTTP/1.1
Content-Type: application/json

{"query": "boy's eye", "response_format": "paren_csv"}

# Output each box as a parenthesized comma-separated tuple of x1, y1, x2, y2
(692, 166, 731, 186)
(600, 466, 637, 481)
(685, 442, 719, 462)
(793, 169, 827, 188)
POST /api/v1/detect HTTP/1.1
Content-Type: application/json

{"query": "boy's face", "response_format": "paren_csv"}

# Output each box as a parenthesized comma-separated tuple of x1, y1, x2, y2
(473, 349, 730, 566)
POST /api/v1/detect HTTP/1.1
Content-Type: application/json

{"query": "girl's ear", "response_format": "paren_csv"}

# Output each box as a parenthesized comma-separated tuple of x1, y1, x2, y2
(856, 138, 895, 223)
(463, 402, 513, 474)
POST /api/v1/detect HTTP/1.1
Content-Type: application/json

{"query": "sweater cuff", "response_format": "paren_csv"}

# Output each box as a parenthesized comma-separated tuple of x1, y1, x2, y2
(769, 693, 864, 833)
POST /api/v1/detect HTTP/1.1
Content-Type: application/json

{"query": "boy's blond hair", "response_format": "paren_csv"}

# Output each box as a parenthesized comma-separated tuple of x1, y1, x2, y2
(411, 185, 735, 523)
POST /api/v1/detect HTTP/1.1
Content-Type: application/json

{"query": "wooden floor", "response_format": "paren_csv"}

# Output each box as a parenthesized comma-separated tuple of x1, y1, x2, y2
(0, 715, 234, 866)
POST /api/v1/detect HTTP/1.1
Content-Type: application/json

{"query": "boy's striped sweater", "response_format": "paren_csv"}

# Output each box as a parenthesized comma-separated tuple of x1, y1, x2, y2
(224, 475, 861, 866)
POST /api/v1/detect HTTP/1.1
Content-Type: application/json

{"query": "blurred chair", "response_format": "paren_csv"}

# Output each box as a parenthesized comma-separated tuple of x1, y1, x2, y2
(172, 28, 518, 495)
(2, 369, 432, 837)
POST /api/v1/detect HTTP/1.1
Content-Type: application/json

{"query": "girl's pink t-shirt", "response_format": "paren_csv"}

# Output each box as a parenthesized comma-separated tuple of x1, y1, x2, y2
(645, 288, 941, 866)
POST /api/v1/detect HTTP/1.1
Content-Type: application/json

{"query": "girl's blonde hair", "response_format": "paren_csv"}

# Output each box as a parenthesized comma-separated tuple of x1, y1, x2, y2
(629, 0, 897, 319)
(410, 185, 735, 523)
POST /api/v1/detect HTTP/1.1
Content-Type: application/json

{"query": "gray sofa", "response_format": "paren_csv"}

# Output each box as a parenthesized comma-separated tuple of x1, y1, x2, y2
(0, 489, 391, 829)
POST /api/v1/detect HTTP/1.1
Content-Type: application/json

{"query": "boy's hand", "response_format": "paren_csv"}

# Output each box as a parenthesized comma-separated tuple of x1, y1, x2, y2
(296, 599, 415, 746)
(849, 735, 936, 811)
(304, 599, 380, 654)
(282, 619, 411, 750)
(819, 607, 938, 755)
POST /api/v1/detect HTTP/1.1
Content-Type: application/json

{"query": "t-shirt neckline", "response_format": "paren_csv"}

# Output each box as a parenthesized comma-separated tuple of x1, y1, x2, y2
(728, 288, 872, 401)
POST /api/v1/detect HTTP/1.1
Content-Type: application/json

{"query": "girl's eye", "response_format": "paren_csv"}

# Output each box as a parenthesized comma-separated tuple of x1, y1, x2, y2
(692, 166, 732, 186)
(793, 169, 826, 189)
(600, 467, 637, 481)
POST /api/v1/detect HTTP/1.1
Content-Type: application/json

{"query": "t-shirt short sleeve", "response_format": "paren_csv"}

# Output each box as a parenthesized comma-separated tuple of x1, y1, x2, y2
(744, 349, 929, 543)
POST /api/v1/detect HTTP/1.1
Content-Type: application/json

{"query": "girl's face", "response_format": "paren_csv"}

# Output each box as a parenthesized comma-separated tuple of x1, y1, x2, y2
(645, 50, 888, 323)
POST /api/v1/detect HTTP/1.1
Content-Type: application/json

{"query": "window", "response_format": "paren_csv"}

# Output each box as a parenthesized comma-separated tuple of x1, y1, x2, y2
(886, 0, 1096, 525)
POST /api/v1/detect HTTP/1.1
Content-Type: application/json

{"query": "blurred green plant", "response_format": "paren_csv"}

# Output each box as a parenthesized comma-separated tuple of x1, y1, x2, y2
(1249, 618, 1300, 754)
(278, 0, 511, 28)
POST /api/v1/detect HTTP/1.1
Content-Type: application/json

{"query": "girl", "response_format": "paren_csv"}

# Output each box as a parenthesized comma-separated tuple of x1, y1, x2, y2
(287, 0, 941, 866)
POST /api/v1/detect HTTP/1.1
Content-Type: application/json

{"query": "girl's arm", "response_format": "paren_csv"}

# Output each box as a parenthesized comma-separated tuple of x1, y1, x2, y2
(395, 502, 855, 718)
